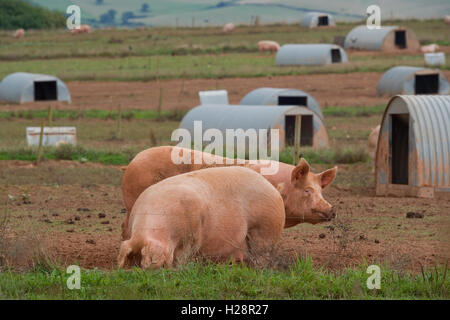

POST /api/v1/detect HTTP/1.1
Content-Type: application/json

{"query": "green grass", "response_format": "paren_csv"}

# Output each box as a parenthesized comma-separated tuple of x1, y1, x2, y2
(0, 145, 132, 165)
(0, 19, 448, 81)
(0, 259, 448, 299)
(323, 105, 385, 117)
(279, 147, 369, 165)
(0, 144, 369, 166)
(0, 105, 382, 120)
(0, 19, 448, 61)
(0, 51, 447, 82)
(0, 109, 187, 121)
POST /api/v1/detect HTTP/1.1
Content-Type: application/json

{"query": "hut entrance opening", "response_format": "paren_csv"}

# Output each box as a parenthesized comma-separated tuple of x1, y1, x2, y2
(390, 114, 409, 185)
(415, 74, 439, 94)
(395, 30, 406, 49)
(331, 49, 342, 63)
(34, 80, 57, 101)
(318, 16, 328, 26)
(285, 116, 296, 146)
(278, 96, 307, 107)
(285, 115, 313, 147)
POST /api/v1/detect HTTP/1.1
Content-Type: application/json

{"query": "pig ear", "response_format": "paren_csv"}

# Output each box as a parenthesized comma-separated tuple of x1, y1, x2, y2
(291, 158, 310, 185)
(318, 166, 337, 189)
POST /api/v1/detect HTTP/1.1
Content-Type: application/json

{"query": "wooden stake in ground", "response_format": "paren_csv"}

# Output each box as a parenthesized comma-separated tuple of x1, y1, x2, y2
(35, 119, 45, 165)
(179, 71, 186, 95)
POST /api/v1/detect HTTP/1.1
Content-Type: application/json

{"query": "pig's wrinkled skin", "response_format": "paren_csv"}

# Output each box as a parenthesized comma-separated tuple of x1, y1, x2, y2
(121, 146, 337, 240)
(118, 166, 285, 269)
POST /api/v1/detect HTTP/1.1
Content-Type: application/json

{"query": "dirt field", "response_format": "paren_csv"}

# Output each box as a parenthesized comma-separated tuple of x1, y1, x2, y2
(3, 71, 449, 112)
(1, 160, 448, 273)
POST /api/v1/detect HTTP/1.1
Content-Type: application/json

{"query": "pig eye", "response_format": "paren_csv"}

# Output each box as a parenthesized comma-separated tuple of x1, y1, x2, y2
(304, 189, 312, 196)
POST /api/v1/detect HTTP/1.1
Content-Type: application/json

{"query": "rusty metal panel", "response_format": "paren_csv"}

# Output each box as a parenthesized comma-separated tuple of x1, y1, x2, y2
(377, 95, 450, 190)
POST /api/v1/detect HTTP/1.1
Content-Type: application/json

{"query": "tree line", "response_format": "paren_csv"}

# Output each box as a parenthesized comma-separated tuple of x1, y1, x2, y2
(0, 0, 65, 30)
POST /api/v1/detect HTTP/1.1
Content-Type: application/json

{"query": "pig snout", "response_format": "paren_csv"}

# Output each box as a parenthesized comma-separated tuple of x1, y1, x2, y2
(328, 207, 337, 220)
(313, 201, 336, 221)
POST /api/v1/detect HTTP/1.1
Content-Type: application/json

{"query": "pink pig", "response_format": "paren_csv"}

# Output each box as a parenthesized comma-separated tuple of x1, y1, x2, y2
(258, 40, 280, 52)
(121, 146, 337, 240)
(118, 166, 285, 269)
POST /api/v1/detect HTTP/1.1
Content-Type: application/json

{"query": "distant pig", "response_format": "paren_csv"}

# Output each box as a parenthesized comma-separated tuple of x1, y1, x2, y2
(118, 166, 285, 269)
(223, 23, 235, 33)
(13, 29, 25, 39)
(258, 40, 280, 52)
(71, 24, 92, 35)
(121, 146, 337, 240)
(445, 16, 450, 25)
(421, 44, 440, 53)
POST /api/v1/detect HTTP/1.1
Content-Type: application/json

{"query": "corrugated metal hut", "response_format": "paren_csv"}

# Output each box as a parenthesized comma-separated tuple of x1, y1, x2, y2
(344, 25, 420, 51)
(377, 66, 449, 96)
(179, 104, 329, 149)
(276, 44, 347, 66)
(300, 12, 336, 28)
(375, 95, 450, 199)
(0, 72, 71, 104)
(239, 87, 323, 119)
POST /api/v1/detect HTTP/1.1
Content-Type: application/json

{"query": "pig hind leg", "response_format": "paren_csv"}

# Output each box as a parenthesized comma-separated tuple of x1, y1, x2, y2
(245, 227, 280, 260)
(118, 239, 174, 269)
(141, 240, 174, 269)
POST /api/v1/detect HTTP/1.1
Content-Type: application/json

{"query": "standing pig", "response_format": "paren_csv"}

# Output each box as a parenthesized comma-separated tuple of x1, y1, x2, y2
(121, 146, 337, 240)
(71, 24, 92, 35)
(420, 44, 440, 53)
(118, 166, 285, 269)
(258, 40, 280, 52)
(13, 29, 25, 39)
(223, 23, 235, 33)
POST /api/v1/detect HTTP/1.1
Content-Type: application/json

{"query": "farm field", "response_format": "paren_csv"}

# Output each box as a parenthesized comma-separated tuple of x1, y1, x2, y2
(1, 20, 449, 299)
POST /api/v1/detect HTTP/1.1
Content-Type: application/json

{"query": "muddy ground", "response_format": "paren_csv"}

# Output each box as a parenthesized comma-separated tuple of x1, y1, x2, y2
(1, 160, 449, 273)
(2, 71, 449, 112)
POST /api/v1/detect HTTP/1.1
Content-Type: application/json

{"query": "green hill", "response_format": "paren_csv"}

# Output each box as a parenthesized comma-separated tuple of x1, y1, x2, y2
(0, 0, 65, 30)
(22, 0, 450, 27)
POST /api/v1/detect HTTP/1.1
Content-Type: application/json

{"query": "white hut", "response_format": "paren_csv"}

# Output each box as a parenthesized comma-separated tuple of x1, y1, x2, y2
(377, 66, 449, 96)
(180, 104, 329, 149)
(344, 26, 420, 52)
(276, 44, 347, 66)
(301, 12, 336, 28)
(0, 72, 71, 104)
